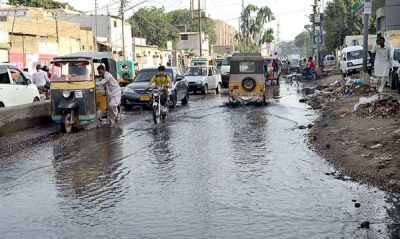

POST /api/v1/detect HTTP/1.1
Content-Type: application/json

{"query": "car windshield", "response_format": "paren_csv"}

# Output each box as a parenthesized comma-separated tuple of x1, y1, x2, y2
(222, 57, 231, 65)
(184, 67, 207, 76)
(347, 50, 363, 61)
(394, 49, 400, 61)
(52, 62, 91, 81)
(134, 69, 173, 83)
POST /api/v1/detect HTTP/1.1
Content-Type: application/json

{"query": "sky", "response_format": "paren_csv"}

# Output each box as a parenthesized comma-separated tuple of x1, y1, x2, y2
(54, 0, 326, 41)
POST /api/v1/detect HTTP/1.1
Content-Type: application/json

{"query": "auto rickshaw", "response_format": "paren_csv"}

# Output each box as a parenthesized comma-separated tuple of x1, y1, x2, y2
(117, 60, 135, 87)
(264, 56, 280, 84)
(228, 53, 267, 106)
(50, 52, 117, 133)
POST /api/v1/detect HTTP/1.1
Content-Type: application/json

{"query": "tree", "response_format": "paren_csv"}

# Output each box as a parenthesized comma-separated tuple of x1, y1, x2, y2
(8, 0, 75, 10)
(294, 31, 313, 57)
(128, 7, 179, 48)
(237, 4, 275, 52)
(167, 9, 216, 45)
(324, 0, 376, 51)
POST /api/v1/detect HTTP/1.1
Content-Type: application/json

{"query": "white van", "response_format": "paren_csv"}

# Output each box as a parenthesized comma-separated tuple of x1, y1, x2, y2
(220, 55, 232, 87)
(339, 46, 371, 77)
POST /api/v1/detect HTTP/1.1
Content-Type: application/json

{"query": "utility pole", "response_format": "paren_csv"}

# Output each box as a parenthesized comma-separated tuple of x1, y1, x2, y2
(94, 0, 98, 51)
(313, 0, 321, 68)
(121, 0, 126, 60)
(198, 0, 202, 56)
(363, 0, 371, 72)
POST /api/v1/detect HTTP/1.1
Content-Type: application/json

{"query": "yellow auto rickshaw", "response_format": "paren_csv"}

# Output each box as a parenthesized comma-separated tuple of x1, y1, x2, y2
(228, 53, 267, 106)
(50, 52, 117, 132)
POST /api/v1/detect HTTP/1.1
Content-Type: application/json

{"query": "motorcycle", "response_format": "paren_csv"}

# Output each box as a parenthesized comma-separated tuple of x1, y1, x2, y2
(150, 86, 169, 124)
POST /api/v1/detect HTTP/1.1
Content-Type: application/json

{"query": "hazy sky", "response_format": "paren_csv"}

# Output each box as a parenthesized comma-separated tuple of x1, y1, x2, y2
(56, 0, 326, 41)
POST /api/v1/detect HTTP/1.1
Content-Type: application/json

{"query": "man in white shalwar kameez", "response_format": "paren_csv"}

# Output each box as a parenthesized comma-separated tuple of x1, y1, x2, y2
(96, 65, 122, 127)
(371, 37, 393, 93)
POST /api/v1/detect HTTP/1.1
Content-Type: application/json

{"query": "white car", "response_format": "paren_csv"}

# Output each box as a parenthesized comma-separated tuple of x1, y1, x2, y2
(0, 64, 41, 107)
(185, 65, 222, 94)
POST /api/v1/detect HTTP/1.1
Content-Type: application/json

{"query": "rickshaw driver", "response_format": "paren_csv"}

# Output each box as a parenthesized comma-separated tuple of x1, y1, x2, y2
(96, 65, 122, 127)
(146, 65, 173, 107)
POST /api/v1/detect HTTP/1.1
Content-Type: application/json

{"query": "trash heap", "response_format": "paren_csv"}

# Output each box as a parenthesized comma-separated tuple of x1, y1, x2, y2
(303, 78, 400, 118)
(354, 95, 400, 118)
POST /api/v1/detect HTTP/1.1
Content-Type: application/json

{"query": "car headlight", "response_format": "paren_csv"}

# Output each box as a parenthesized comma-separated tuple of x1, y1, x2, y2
(62, 90, 72, 99)
(197, 81, 202, 85)
(124, 87, 135, 94)
(347, 62, 353, 67)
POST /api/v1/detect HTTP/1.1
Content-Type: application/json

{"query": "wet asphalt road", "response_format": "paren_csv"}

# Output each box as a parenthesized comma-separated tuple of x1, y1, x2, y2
(1, 80, 400, 238)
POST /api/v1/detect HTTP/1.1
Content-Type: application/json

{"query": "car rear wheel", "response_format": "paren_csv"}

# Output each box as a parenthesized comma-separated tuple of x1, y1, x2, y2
(202, 84, 208, 95)
(216, 83, 221, 94)
(181, 88, 189, 105)
(0, 102, 4, 107)
(33, 97, 40, 103)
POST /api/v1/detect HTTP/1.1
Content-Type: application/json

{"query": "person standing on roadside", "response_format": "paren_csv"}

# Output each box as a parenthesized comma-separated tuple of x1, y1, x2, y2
(371, 36, 393, 93)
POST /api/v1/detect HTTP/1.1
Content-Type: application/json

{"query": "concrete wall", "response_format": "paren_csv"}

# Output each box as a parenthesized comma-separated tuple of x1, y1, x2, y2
(0, 101, 51, 136)
(176, 32, 209, 56)
(214, 20, 236, 46)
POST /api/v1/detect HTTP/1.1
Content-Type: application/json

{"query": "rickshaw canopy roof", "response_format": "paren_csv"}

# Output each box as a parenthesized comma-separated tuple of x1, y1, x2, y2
(53, 52, 114, 61)
(231, 53, 264, 62)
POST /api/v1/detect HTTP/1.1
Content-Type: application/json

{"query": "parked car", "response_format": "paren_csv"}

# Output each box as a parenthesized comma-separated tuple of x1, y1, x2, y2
(289, 58, 301, 73)
(184, 65, 222, 94)
(0, 64, 40, 107)
(121, 67, 189, 109)
(390, 47, 400, 90)
(339, 46, 371, 78)
(220, 55, 232, 87)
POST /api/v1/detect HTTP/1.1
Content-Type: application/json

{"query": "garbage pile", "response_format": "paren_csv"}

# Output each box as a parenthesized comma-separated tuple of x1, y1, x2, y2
(302, 77, 400, 118)
(354, 95, 400, 118)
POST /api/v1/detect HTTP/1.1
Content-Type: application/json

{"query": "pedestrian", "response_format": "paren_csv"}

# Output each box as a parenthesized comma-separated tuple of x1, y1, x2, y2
(96, 65, 122, 127)
(371, 36, 393, 94)
(308, 57, 316, 80)
(32, 64, 50, 90)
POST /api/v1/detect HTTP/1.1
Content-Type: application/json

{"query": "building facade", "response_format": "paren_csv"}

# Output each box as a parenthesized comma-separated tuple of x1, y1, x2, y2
(57, 13, 133, 61)
(133, 38, 172, 69)
(214, 20, 237, 46)
(0, 5, 94, 72)
(176, 32, 209, 57)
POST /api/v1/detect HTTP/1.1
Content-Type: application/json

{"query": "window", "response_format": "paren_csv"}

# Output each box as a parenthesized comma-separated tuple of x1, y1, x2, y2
(114, 21, 117, 28)
(90, 46, 93, 51)
(239, 62, 255, 73)
(10, 68, 26, 85)
(82, 45, 85, 50)
(0, 67, 10, 84)
(181, 34, 188, 40)
(347, 50, 363, 61)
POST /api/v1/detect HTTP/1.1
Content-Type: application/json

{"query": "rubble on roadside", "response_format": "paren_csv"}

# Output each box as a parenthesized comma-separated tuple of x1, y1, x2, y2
(303, 77, 400, 118)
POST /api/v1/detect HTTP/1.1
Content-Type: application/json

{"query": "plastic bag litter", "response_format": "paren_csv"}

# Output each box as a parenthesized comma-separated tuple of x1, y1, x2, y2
(353, 94, 380, 111)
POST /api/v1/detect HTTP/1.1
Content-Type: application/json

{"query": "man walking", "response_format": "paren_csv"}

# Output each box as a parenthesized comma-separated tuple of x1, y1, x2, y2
(96, 65, 122, 127)
(371, 37, 393, 93)
(32, 64, 49, 89)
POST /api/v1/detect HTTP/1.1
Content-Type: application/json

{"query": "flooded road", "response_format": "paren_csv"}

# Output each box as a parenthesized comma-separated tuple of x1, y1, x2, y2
(1, 80, 400, 238)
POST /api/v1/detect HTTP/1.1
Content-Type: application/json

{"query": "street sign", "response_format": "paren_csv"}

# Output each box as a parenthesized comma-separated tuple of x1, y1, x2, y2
(352, 0, 364, 12)
(364, 2, 372, 14)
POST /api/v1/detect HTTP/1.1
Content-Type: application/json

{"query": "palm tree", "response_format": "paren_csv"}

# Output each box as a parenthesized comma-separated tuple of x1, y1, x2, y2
(239, 5, 275, 52)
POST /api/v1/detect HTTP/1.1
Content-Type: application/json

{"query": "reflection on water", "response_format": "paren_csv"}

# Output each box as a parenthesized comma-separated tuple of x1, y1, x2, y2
(52, 129, 129, 213)
(3, 81, 400, 238)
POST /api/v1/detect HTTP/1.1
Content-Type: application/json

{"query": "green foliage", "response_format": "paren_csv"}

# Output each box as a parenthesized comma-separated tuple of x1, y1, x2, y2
(238, 4, 275, 52)
(167, 9, 216, 45)
(294, 31, 313, 57)
(128, 7, 179, 48)
(8, 0, 75, 10)
(324, 0, 376, 51)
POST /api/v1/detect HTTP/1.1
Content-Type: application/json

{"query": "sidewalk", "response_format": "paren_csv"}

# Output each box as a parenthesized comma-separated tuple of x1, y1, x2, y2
(302, 73, 400, 192)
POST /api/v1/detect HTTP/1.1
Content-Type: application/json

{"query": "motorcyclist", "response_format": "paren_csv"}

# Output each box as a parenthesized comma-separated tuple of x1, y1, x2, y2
(146, 65, 173, 107)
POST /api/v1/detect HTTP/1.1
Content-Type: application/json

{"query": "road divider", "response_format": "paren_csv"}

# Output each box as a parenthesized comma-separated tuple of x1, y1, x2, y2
(0, 101, 51, 136)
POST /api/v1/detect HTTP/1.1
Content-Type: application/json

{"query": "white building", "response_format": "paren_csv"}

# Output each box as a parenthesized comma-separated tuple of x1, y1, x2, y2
(261, 42, 275, 57)
(176, 32, 209, 57)
(57, 14, 133, 61)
